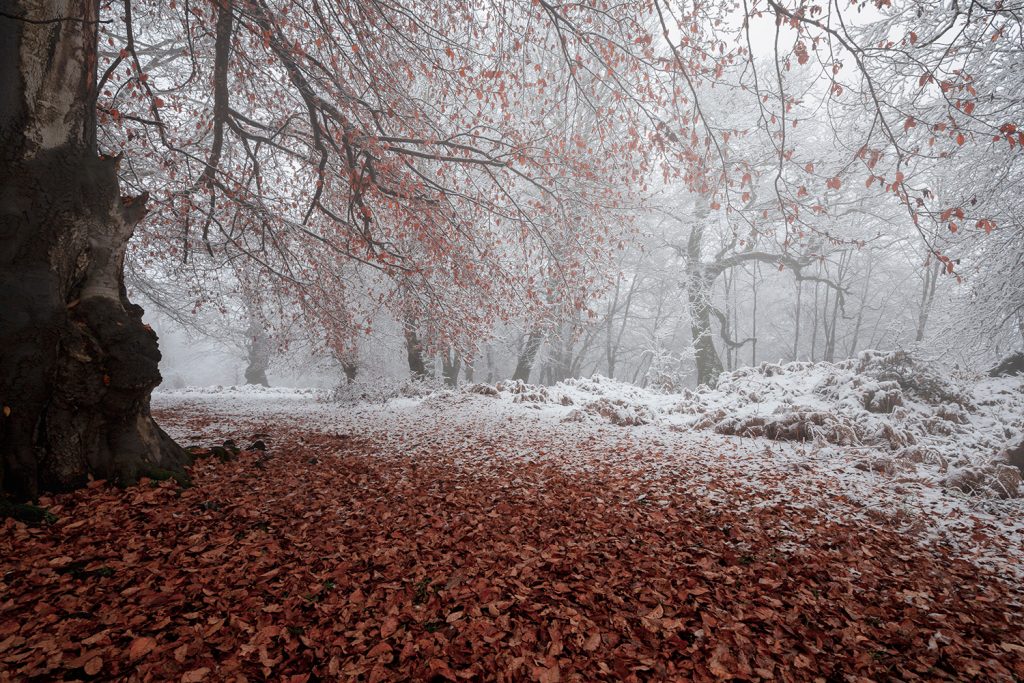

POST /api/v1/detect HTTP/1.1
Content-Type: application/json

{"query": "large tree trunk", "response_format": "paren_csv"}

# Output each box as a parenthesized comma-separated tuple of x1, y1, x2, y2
(0, 2, 188, 499)
(512, 329, 543, 382)
(403, 321, 427, 379)
(441, 349, 461, 388)
(244, 323, 271, 387)
(680, 202, 724, 388)
(341, 361, 357, 383)
(687, 276, 724, 387)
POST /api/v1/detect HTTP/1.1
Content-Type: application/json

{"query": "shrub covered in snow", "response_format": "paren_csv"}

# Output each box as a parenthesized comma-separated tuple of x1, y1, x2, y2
(466, 352, 1024, 499)
(661, 351, 1023, 498)
(328, 377, 446, 404)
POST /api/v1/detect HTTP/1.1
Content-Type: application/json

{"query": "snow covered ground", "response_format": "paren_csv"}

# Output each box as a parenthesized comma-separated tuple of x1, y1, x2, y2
(154, 353, 1024, 582)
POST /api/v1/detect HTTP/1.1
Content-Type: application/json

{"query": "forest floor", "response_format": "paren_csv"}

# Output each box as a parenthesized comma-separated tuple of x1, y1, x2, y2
(2, 388, 1024, 681)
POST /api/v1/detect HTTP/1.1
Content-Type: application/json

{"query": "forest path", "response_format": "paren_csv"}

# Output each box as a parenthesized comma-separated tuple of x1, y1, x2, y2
(1, 391, 1022, 681)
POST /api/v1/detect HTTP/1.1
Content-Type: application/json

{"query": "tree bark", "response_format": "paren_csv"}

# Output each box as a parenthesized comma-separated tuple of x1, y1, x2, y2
(916, 257, 941, 343)
(403, 321, 427, 379)
(0, 2, 188, 499)
(341, 361, 357, 383)
(750, 263, 759, 366)
(244, 324, 271, 387)
(441, 349, 460, 387)
(792, 281, 803, 361)
(681, 209, 724, 387)
(687, 275, 724, 387)
(512, 329, 543, 382)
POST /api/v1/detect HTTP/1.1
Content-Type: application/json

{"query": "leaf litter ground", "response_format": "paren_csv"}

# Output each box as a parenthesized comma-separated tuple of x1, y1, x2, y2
(1, 389, 1023, 681)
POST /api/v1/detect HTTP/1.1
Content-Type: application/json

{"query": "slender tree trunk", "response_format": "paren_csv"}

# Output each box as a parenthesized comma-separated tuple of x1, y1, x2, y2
(730, 273, 739, 371)
(485, 345, 495, 384)
(847, 259, 874, 357)
(512, 329, 543, 382)
(810, 281, 820, 362)
(550, 325, 573, 384)
(0, 2, 188, 498)
(750, 263, 759, 366)
(792, 282, 803, 361)
(916, 258, 941, 343)
(605, 275, 621, 378)
(722, 271, 734, 370)
(825, 286, 840, 362)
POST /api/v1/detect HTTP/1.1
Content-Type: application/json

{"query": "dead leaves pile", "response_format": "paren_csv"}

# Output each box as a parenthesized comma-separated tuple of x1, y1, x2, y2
(2, 415, 1024, 681)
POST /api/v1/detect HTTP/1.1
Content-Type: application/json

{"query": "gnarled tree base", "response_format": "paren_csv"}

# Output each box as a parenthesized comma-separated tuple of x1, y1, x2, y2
(2, 292, 189, 500)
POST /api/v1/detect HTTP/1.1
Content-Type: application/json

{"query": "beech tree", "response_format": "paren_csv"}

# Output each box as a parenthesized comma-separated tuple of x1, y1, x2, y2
(3, 0, 1020, 498)
(0, 2, 189, 498)
(1, 0, 649, 496)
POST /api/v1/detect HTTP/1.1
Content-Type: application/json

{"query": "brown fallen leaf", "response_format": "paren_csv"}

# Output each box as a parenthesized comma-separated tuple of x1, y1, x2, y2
(128, 636, 157, 661)
(84, 656, 103, 675)
(380, 616, 400, 638)
(181, 666, 211, 682)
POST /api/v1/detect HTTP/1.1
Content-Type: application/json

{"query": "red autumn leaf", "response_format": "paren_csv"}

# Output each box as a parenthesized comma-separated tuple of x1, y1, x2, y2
(379, 616, 399, 638)
(128, 636, 157, 661)
(84, 656, 103, 675)
(181, 667, 210, 682)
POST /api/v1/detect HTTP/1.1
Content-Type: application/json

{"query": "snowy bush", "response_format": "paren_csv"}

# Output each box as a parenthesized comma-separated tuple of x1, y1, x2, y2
(582, 397, 656, 426)
(328, 377, 445, 404)
(654, 351, 1024, 498)
(465, 383, 500, 397)
(644, 350, 688, 393)
(944, 462, 1022, 499)
(856, 350, 972, 408)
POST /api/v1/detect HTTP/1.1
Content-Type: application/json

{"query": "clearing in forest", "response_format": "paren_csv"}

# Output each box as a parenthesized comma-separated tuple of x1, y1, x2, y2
(1, 389, 1022, 681)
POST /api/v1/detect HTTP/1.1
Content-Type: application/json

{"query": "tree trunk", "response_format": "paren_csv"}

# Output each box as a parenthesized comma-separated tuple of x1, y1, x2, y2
(512, 329, 543, 382)
(341, 361, 357, 383)
(825, 286, 840, 362)
(916, 257, 941, 343)
(484, 345, 495, 384)
(750, 263, 759, 366)
(810, 280, 820, 362)
(847, 258, 874, 357)
(441, 349, 460, 387)
(792, 281, 803, 361)
(403, 321, 427, 379)
(687, 275, 724, 387)
(0, 3, 188, 499)
(681, 203, 724, 387)
(244, 324, 271, 387)
(549, 325, 573, 384)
